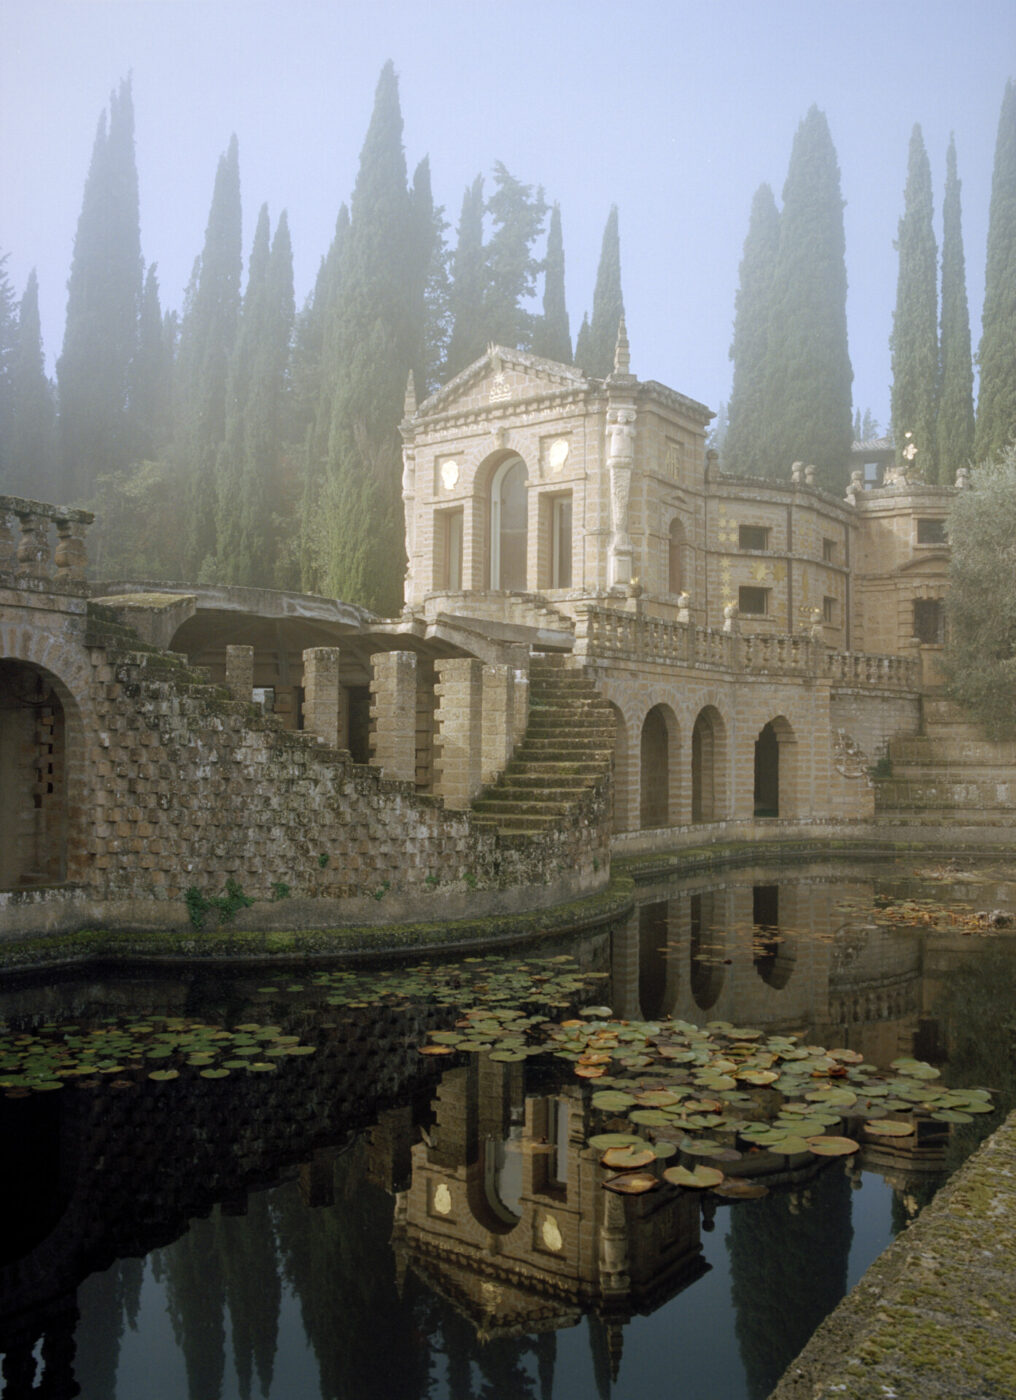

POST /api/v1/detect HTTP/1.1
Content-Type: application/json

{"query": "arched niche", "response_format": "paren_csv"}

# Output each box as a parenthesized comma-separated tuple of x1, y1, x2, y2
(489, 454, 529, 590)
(691, 705, 727, 824)
(754, 715, 796, 819)
(668, 517, 686, 594)
(640, 703, 679, 830)
(0, 660, 78, 887)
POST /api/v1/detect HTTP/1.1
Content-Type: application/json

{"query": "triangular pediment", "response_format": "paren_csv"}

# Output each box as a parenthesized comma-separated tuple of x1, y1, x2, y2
(413, 346, 591, 421)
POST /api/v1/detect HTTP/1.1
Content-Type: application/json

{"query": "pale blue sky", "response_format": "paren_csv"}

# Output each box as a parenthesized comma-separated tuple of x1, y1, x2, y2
(2, 0, 1013, 429)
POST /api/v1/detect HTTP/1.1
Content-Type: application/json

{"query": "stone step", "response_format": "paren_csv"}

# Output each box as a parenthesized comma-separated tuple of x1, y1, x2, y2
(471, 811, 559, 832)
(473, 795, 578, 816)
(514, 741, 614, 761)
(509, 759, 607, 778)
(494, 772, 595, 792)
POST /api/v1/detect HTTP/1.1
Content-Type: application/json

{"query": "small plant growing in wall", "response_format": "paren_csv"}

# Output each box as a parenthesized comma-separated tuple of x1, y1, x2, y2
(184, 878, 254, 931)
(271, 881, 292, 901)
(462, 870, 478, 890)
(373, 880, 390, 901)
(318, 852, 330, 869)
(424, 873, 439, 888)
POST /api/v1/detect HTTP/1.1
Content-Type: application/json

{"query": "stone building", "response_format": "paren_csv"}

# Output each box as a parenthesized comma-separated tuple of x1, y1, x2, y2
(0, 327, 967, 935)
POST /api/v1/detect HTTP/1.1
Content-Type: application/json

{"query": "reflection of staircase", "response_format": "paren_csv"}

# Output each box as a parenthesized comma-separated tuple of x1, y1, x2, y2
(471, 656, 615, 837)
(874, 695, 1016, 825)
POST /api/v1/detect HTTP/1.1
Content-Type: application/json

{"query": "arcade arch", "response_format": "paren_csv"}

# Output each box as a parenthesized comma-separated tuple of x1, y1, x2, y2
(753, 715, 797, 818)
(640, 704, 678, 829)
(691, 705, 727, 823)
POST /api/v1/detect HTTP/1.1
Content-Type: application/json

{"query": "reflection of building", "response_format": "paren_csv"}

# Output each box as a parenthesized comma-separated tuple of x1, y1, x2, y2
(393, 1056, 707, 1373)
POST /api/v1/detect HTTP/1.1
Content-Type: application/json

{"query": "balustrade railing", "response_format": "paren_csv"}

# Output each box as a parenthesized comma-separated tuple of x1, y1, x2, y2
(572, 603, 919, 691)
(0, 495, 93, 588)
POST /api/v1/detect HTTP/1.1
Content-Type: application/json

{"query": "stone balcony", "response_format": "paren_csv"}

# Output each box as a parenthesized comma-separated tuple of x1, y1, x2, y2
(0, 495, 94, 594)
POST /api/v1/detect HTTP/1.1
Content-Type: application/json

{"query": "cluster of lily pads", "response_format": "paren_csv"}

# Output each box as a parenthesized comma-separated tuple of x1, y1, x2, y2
(0, 1015, 316, 1097)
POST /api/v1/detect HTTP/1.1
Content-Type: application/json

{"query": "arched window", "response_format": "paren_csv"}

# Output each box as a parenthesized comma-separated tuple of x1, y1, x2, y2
(490, 456, 528, 590)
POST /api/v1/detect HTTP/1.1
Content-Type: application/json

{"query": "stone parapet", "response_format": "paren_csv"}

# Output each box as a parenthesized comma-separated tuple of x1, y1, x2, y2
(434, 657, 484, 808)
(0, 495, 93, 591)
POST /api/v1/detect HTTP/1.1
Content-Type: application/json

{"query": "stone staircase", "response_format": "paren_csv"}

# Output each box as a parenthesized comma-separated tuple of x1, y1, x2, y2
(470, 655, 615, 837)
(874, 694, 1016, 826)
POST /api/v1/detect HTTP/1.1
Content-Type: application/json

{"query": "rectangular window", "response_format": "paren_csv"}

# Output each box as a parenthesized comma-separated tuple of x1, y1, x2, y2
(913, 598, 945, 643)
(739, 524, 769, 551)
(440, 509, 463, 590)
(863, 460, 882, 486)
(823, 595, 836, 624)
(739, 585, 769, 616)
(551, 494, 572, 588)
(822, 537, 836, 563)
(917, 517, 947, 544)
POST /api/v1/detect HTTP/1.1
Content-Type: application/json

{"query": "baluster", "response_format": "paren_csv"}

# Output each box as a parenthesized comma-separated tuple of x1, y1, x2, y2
(16, 511, 51, 578)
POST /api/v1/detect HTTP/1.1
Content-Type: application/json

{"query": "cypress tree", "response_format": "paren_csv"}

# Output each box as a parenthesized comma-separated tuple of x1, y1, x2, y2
(577, 206, 624, 378)
(9, 270, 58, 499)
(533, 202, 572, 364)
(0, 253, 18, 487)
(573, 313, 591, 375)
(724, 183, 780, 476)
(56, 76, 142, 499)
(130, 263, 173, 462)
(319, 61, 419, 613)
(445, 175, 486, 378)
(409, 156, 450, 398)
(975, 80, 1016, 462)
(175, 134, 242, 578)
(936, 136, 975, 482)
(762, 106, 853, 490)
(482, 162, 547, 350)
(890, 124, 939, 480)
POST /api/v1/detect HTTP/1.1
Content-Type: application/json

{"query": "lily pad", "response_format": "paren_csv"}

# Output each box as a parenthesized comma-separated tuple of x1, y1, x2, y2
(863, 1119, 915, 1137)
(601, 1145, 657, 1171)
(663, 1164, 724, 1189)
(805, 1135, 859, 1156)
(603, 1171, 659, 1194)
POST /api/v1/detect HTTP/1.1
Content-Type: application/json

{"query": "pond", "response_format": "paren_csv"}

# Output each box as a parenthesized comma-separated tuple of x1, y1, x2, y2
(1, 857, 1014, 1400)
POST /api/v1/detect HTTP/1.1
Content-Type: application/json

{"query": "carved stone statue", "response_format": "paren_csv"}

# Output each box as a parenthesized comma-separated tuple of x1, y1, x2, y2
(723, 601, 739, 634)
(606, 408, 635, 464)
(676, 591, 690, 624)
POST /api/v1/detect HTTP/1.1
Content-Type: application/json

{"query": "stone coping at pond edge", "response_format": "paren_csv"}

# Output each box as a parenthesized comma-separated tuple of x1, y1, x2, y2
(768, 1109, 1016, 1400)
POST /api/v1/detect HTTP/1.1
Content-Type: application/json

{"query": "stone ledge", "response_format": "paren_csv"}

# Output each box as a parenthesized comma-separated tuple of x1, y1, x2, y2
(769, 1111, 1016, 1400)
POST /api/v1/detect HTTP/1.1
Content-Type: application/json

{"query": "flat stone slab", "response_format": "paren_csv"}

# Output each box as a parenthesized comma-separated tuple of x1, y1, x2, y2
(769, 1110, 1016, 1399)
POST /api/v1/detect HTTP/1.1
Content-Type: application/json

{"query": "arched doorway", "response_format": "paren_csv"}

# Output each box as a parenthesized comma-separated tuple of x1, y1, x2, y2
(640, 705, 670, 829)
(0, 660, 70, 887)
(691, 706, 726, 823)
(754, 722, 780, 816)
(490, 455, 528, 590)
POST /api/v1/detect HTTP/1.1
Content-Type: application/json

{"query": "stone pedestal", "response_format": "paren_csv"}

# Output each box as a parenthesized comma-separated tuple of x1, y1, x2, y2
(303, 647, 345, 749)
(371, 650, 417, 782)
(225, 645, 254, 702)
(434, 657, 483, 808)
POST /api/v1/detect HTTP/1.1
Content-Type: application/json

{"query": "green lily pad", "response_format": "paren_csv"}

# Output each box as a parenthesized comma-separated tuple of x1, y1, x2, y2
(663, 1164, 724, 1189)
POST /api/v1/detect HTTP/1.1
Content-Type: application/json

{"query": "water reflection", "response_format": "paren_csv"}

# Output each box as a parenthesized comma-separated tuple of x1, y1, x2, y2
(1, 860, 1014, 1400)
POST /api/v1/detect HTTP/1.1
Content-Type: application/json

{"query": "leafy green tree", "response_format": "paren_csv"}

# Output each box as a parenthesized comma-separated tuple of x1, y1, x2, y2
(482, 162, 547, 351)
(890, 125, 939, 481)
(724, 183, 779, 476)
(56, 76, 142, 499)
(533, 202, 571, 364)
(941, 443, 1016, 736)
(975, 80, 1016, 462)
(175, 134, 243, 578)
(316, 61, 419, 613)
(936, 136, 975, 482)
(8, 270, 58, 499)
(445, 175, 487, 379)
(576, 206, 623, 378)
(761, 106, 853, 491)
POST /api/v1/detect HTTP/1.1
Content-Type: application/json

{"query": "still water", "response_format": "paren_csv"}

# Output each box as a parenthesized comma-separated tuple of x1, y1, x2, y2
(2, 858, 1014, 1400)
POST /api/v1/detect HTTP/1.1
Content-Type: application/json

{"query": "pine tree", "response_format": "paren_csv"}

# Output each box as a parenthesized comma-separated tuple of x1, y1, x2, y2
(890, 124, 939, 480)
(576, 206, 623, 378)
(761, 107, 853, 490)
(533, 202, 571, 364)
(724, 183, 779, 476)
(175, 134, 242, 578)
(445, 175, 486, 378)
(56, 76, 142, 499)
(9, 270, 58, 499)
(936, 136, 975, 482)
(318, 61, 420, 613)
(975, 80, 1016, 462)
(215, 205, 295, 586)
(482, 162, 547, 350)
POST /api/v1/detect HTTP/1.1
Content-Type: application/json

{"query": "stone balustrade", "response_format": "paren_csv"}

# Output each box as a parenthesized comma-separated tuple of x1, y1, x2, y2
(0, 495, 94, 589)
(573, 603, 919, 691)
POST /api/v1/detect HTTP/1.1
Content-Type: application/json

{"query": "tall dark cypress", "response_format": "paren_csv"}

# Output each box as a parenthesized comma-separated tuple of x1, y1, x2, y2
(319, 61, 419, 613)
(533, 202, 572, 364)
(409, 156, 450, 398)
(577, 206, 624, 378)
(724, 183, 780, 476)
(9, 270, 58, 499)
(175, 134, 242, 578)
(890, 124, 939, 480)
(975, 80, 1016, 462)
(130, 263, 173, 462)
(762, 107, 853, 491)
(482, 162, 547, 351)
(445, 175, 486, 378)
(0, 253, 15, 487)
(936, 136, 975, 482)
(56, 76, 142, 499)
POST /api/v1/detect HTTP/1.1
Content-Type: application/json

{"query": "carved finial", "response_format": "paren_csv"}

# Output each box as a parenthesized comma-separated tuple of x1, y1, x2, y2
(403, 371, 417, 418)
(613, 312, 630, 376)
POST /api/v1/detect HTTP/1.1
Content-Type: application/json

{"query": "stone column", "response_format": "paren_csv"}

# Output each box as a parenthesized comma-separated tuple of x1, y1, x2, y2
(434, 657, 483, 808)
(481, 663, 515, 784)
(508, 643, 530, 749)
(225, 645, 254, 702)
(303, 647, 346, 749)
(370, 650, 417, 782)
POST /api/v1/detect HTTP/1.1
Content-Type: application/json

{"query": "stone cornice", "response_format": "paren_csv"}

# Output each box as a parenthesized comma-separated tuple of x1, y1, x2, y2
(636, 380, 713, 424)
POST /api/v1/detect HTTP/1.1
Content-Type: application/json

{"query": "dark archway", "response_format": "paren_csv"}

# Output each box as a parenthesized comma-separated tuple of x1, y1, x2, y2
(640, 705, 671, 829)
(691, 706, 726, 823)
(0, 660, 70, 887)
(754, 722, 780, 816)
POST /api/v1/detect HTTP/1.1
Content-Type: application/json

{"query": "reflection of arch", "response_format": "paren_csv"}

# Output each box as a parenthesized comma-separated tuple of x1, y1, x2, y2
(691, 705, 727, 823)
(754, 715, 796, 819)
(480, 1132, 523, 1228)
(639, 901, 669, 1019)
(752, 884, 796, 989)
(608, 701, 631, 834)
(668, 518, 686, 594)
(489, 454, 528, 590)
(690, 891, 725, 1010)
(640, 704, 674, 829)
(0, 659, 84, 887)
